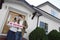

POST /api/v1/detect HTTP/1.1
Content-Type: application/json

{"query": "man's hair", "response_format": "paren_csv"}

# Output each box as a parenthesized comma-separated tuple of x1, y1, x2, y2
(18, 19, 20, 24)
(18, 15, 23, 18)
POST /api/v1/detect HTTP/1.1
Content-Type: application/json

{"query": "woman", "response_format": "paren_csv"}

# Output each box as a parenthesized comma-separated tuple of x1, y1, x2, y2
(7, 16, 19, 40)
(15, 15, 23, 40)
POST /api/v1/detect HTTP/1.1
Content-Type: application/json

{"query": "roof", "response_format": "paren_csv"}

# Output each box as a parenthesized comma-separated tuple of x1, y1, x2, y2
(18, 1, 60, 23)
(37, 1, 60, 12)
(4, 0, 42, 20)
(4, 0, 36, 13)
(20, 1, 60, 21)
(19, 0, 42, 16)
(34, 7, 60, 23)
(35, 1, 60, 22)
(4, 0, 42, 18)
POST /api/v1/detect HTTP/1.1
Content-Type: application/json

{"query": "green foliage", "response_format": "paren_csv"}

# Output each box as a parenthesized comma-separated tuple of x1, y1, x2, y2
(29, 27, 60, 40)
(48, 30, 60, 40)
(29, 27, 48, 40)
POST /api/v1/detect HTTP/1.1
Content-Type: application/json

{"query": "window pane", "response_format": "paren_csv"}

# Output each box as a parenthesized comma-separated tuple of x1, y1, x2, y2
(40, 21, 48, 33)
(40, 21, 45, 28)
(45, 23, 48, 32)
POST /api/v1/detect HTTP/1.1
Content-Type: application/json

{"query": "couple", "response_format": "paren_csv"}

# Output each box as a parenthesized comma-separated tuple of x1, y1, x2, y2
(7, 15, 28, 40)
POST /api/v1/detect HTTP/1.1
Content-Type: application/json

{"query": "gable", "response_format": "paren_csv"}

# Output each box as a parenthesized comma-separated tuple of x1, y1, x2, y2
(37, 1, 60, 19)
(37, 1, 60, 13)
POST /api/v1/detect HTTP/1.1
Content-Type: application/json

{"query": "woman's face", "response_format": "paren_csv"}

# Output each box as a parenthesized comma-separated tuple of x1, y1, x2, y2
(14, 17, 19, 22)
(16, 16, 23, 22)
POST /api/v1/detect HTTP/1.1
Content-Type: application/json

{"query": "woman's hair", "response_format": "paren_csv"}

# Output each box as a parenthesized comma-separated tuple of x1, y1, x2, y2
(14, 17, 20, 24)
(14, 17, 17, 22)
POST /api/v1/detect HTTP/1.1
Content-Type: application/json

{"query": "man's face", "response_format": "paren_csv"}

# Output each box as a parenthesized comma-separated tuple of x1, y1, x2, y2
(19, 17, 22, 20)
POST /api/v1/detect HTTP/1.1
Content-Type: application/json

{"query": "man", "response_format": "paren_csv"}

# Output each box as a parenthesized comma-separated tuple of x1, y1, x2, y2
(22, 17, 28, 36)
(15, 15, 28, 40)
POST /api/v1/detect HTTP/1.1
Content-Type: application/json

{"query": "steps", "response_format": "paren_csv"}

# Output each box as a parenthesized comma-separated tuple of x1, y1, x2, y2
(0, 34, 27, 40)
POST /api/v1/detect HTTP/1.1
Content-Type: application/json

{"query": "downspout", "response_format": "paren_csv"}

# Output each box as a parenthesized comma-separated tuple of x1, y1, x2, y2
(32, 11, 42, 27)
(37, 16, 39, 27)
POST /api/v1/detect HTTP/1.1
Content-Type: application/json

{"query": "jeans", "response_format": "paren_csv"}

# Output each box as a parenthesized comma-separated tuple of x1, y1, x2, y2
(7, 30, 15, 40)
(15, 31, 22, 40)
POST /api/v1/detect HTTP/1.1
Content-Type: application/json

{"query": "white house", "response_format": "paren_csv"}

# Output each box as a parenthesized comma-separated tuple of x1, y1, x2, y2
(0, 0, 39, 40)
(0, 0, 60, 40)
(36, 1, 60, 33)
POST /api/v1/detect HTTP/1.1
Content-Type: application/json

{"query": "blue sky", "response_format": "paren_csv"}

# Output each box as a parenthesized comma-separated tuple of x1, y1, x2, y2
(26, 0, 60, 9)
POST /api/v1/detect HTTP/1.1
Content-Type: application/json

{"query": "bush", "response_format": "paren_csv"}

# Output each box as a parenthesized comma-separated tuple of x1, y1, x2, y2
(29, 27, 48, 40)
(48, 30, 60, 40)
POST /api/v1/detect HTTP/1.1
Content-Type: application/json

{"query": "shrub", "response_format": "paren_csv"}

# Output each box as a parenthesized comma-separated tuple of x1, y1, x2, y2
(29, 27, 48, 40)
(48, 30, 60, 40)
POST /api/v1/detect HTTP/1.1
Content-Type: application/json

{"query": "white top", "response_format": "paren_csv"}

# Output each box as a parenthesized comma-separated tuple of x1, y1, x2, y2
(7, 22, 18, 32)
(10, 27, 17, 32)
(17, 20, 24, 32)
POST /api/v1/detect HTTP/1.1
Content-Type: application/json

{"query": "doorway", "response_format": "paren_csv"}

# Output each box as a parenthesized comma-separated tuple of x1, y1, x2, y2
(2, 11, 25, 34)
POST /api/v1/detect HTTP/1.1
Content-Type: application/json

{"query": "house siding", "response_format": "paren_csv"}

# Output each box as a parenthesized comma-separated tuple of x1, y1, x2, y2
(38, 4, 60, 19)
(38, 4, 60, 33)
(38, 16, 60, 33)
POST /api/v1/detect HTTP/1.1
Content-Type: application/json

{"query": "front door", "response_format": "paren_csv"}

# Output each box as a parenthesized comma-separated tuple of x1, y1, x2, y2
(2, 11, 25, 34)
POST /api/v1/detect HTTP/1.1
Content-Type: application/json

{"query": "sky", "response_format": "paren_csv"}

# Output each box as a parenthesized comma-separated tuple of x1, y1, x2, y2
(26, 0, 60, 9)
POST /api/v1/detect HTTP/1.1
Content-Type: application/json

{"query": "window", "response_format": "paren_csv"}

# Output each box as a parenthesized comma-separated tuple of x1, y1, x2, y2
(51, 10, 58, 18)
(51, 10, 60, 19)
(40, 21, 48, 33)
(51, 10, 57, 16)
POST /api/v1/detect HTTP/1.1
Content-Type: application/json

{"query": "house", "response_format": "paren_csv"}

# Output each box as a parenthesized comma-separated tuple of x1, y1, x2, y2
(36, 1, 60, 33)
(0, 0, 60, 40)
(0, 0, 41, 40)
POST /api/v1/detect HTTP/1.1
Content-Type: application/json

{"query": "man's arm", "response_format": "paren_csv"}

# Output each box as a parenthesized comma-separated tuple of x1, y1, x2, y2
(23, 20, 28, 29)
